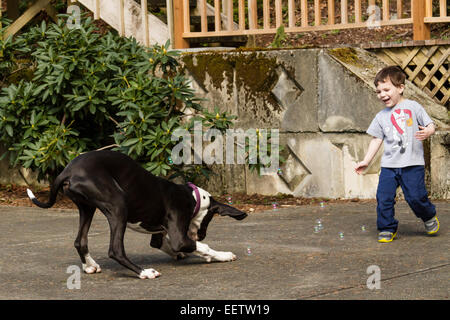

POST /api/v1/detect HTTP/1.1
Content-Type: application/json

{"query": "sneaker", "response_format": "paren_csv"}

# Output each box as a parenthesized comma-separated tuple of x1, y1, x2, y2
(378, 231, 397, 243)
(424, 216, 440, 235)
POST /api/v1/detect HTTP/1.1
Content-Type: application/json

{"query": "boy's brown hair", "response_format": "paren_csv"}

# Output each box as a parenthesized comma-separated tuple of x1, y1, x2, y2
(374, 66, 406, 88)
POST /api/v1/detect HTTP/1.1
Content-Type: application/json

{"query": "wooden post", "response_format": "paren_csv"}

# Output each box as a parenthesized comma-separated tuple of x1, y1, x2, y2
(173, 0, 189, 49)
(119, 0, 125, 36)
(166, 0, 174, 48)
(94, 0, 100, 20)
(341, 0, 348, 24)
(238, 0, 244, 30)
(249, 0, 257, 30)
(200, 0, 207, 32)
(275, 0, 282, 28)
(288, 0, 295, 28)
(301, 0, 307, 27)
(425, 0, 432, 17)
(439, 0, 447, 17)
(142, 0, 149, 47)
(314, 0, 320, 26)
(263, 0, 269, 30)
(214, 0, 221, 32)
(355, 0, 362, 23)
(397, 0, 403, 19)
(382, 0, 389, 21)
(226, 0, 233, 31)
(412, 0, 430, 40)
(328, 0, 335, 25)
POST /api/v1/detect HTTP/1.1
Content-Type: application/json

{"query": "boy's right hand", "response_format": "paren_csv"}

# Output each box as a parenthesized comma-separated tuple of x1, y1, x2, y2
(355, 161, 369, 175)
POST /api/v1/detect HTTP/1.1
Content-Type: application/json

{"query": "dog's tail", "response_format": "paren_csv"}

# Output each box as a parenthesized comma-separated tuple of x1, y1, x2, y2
(26, 173, 67, 209)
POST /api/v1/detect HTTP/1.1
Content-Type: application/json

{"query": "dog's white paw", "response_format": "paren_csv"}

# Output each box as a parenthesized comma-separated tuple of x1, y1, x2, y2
(82, 254, 102, 274)
(82, 264, 101, 274)
(215, 251, 237, 262)
(139, 268, 161, 279)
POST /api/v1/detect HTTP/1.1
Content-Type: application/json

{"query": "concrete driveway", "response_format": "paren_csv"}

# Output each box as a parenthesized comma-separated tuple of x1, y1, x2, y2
(0, 201, 448, 300)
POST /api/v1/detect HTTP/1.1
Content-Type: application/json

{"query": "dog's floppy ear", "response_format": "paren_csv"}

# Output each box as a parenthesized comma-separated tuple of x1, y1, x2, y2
(209, 197, 247, 220)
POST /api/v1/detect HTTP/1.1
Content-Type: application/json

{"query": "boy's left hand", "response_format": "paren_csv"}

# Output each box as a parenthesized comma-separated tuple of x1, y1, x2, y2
(415, 125, 434, 141)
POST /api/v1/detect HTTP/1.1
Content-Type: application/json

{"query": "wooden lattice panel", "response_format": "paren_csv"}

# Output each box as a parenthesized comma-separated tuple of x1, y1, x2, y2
(374, 45, 450, 107)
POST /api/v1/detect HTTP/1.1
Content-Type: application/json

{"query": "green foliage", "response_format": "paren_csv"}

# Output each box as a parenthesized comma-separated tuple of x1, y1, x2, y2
(0, 15, 231, 181)
(270, 25, 287, 48)
(246, 129, 285, 176)
(1, 17, 17, 80)
(0, 14, 282, 183)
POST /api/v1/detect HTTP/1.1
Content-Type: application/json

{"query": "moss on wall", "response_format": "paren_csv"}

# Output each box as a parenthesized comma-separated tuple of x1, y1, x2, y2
(181, 50, 281, 112)
(328, 47, 373, 69)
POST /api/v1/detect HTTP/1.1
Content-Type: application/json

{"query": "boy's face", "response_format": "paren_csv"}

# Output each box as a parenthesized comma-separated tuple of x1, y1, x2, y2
(375, 78, 405, 108)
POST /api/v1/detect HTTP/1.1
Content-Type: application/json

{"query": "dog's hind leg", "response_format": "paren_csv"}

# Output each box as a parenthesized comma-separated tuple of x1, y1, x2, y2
(74, 203, 101, 274)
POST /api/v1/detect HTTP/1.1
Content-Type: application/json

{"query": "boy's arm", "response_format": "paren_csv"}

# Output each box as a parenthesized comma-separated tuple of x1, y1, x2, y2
(355, 137, 383, 175)
(414, 123, 435, 141)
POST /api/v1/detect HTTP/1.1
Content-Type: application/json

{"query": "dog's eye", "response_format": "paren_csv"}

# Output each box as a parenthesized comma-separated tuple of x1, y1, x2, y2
(203, 196, 206, 199)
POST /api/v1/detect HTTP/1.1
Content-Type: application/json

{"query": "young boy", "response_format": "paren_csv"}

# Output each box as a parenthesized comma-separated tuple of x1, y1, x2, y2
(355, 66, 439, 243)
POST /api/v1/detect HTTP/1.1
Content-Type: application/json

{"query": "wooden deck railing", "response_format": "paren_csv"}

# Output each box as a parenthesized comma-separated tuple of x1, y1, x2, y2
(175, 0, 450, 48)
(1, 0, 448, 49)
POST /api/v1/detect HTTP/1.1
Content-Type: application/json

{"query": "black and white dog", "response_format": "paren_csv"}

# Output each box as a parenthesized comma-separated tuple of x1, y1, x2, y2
(26, 150, 247, 279)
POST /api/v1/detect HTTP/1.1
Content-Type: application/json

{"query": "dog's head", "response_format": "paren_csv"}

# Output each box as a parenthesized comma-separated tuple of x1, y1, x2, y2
(188, 187, 247, 241)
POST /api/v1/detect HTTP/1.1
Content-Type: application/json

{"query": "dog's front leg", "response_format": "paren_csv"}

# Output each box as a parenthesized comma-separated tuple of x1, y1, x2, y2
(194, 242, 237, 263)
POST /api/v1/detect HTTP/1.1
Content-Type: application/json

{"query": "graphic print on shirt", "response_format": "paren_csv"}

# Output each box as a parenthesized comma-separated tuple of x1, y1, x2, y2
(390, 109, 412, 154)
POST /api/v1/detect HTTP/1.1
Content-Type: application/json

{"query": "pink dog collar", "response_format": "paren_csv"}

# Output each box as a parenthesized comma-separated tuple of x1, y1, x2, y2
(187, 182, 201, 218)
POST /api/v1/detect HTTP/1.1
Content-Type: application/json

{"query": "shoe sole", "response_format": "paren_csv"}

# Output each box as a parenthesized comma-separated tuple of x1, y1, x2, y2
(426, 217, 440, 235)
(378, 232, 397, 243)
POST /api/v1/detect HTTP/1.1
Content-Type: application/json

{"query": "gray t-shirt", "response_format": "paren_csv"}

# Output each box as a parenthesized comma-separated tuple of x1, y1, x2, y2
(367, 99, 433, 168)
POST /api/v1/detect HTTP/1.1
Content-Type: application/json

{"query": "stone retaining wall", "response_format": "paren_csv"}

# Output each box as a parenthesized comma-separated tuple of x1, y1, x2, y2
(180, 47, 449, 199)
(1, 47, 448, 199)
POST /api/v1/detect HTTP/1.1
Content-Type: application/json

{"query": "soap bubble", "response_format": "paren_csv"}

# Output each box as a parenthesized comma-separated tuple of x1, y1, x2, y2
(320, 201, 325, 208)
(277, 168, 283, 176)
(246, 247, 252, 255)
(167, 156, 173, 164)
(338, 232, 344, 240)
(226, 195, 233, 205)
(272, 202, 278, 210)
(313, 225, 320, 233)
(315, 218, 324, 231)
(361, 225, 366, 232)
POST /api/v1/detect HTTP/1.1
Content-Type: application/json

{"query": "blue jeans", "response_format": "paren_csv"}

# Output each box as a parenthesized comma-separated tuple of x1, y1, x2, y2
(376, 166, 436, 232)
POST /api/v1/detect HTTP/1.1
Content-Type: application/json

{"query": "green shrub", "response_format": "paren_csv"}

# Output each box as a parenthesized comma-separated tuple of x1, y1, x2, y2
(0, 15, 236, 182)
(0, 14, 281, 183)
